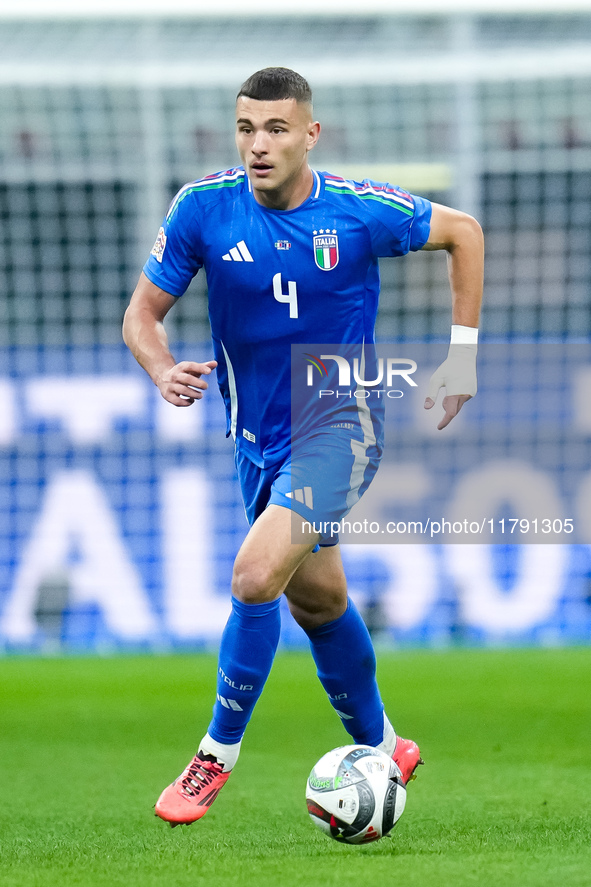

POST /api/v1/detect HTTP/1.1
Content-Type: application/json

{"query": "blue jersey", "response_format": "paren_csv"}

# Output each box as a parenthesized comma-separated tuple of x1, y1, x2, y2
(143, 167, 431, 467)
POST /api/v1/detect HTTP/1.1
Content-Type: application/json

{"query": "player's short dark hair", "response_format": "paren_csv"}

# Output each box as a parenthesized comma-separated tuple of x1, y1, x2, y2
(237, 68, 313, 106)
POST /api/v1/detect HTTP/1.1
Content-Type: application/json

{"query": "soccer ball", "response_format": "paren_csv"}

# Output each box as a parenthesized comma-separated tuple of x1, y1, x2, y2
(306, 744, 406, 844)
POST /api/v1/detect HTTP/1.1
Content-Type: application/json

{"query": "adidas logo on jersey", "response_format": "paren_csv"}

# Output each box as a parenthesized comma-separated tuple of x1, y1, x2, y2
(286, 487, 314, 508)
(222, 240, 253, 262)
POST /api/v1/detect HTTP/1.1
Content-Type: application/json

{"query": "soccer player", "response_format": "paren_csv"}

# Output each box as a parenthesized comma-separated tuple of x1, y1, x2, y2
(123, 67, 483, 826)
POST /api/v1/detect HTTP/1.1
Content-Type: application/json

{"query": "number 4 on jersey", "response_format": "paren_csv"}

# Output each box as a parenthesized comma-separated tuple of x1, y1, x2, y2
(273, 273, 298, 319)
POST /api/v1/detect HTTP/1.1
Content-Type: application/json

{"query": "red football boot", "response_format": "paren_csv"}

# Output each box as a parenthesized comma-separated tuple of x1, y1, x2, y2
(155, 752, 231, 826)
(392, 736, 424, 785)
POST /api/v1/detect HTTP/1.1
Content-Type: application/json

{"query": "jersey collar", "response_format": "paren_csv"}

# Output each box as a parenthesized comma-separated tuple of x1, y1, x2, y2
(244, 168, 322, 205)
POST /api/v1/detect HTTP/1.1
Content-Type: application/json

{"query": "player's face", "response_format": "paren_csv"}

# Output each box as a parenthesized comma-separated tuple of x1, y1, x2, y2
(235, 97, 320, 209)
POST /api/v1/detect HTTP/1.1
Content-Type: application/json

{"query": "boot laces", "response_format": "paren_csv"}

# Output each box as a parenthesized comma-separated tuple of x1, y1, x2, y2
(180, 756, 224, 798)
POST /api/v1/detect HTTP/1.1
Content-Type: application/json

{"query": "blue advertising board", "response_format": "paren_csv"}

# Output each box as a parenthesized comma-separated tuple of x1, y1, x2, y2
(1, 344, 590, 651)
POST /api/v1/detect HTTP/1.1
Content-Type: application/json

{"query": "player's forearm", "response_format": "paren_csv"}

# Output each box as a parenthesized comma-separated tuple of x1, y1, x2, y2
(445, 214, 484, 329)
(423, 205, 484, 330)
(122, 305, 176, 389)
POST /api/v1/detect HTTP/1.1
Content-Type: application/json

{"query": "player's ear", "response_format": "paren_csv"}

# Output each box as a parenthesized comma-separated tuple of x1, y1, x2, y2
(307, 121, 321, 152)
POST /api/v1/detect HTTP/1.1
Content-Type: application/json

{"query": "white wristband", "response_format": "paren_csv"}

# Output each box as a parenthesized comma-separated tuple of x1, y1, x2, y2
(451, 324, 478, 345)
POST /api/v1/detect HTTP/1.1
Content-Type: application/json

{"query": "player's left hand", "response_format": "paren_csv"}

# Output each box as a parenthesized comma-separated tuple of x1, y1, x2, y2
(424, 344, 477, 430)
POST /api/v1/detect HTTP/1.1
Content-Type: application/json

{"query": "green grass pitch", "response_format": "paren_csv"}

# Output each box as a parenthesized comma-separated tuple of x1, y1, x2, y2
(1, 647, 590, 887)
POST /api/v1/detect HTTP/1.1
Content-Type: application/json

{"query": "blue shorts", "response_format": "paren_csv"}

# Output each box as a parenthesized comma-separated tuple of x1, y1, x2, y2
(235, 429, 382, 545)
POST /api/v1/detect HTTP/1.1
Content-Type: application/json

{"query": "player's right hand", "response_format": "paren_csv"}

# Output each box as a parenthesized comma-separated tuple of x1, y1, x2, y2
(158, 360, 217, 406)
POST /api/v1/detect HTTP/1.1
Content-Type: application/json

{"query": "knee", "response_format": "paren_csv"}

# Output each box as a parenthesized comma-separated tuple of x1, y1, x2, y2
(231, 555, 282, 605)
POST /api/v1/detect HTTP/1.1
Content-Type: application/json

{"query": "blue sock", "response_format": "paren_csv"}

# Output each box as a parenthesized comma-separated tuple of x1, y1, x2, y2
(208, 596, 281, 744)
(305, 598, 384, 747)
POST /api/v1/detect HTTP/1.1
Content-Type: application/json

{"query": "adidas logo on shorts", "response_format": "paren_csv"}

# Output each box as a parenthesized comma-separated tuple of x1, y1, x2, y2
(286, 487, 314, 508)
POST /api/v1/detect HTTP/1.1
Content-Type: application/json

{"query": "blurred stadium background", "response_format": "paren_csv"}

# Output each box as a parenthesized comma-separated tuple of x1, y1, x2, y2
(1, 1, 590, 652)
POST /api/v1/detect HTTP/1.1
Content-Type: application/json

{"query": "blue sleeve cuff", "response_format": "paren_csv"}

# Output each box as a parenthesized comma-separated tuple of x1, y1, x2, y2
(409, 195, 433, 252)
(142, 261, 188, 298)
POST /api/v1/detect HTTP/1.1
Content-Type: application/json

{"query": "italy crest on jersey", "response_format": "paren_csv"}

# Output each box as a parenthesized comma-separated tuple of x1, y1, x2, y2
(313, 230, 339, 271)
